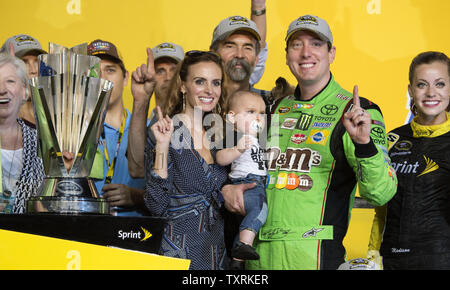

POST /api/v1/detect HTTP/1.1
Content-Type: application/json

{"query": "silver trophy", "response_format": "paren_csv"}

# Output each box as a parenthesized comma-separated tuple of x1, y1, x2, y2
(27, 43, 113, 215)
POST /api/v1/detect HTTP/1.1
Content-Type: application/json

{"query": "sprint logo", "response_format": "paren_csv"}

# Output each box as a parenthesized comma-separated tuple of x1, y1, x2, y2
(140, 227, 152, 241)
(118, 227, 152, 242)
(417, 156, 439, 177)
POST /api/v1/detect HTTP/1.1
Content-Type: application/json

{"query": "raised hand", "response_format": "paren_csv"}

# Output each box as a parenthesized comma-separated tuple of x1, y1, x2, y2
(131, 48, 157, 103)
(151, 105, 173, 146)
(252, 0, 266, 9)
(342, 85, 371, 144)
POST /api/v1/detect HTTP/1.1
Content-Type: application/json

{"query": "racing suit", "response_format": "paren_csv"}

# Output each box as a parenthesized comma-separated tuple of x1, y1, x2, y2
(369, 113, 450, 269)
(247, 75, 397, 270)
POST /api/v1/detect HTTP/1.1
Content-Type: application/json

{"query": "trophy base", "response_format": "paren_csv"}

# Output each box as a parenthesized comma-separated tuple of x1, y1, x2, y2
(27, 196, 110, 215)
(26, 177, 110, 215)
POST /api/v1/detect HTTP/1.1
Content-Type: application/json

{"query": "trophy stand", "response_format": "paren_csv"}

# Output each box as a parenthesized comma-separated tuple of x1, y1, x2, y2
(27, 43, 113, 215)
(29, 178, 108, 214)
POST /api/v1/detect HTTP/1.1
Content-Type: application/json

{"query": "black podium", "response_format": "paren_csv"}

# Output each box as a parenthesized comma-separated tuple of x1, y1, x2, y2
(0, 214, 165, 254)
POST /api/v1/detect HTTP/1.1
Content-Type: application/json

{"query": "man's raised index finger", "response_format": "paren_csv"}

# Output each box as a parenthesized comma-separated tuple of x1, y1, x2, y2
(353, 85, 360, 108)
(146, 47, 155, 70)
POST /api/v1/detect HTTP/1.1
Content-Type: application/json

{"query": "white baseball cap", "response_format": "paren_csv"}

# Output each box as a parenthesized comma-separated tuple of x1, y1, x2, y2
(152, 42, 184, 63)
(211, 16, 261, 46)
(286, 15, 333, 45)
(1, 34, 47, 58)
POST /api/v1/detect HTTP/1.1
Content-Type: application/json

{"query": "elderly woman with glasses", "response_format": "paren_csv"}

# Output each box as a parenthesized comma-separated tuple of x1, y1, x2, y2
(0, 53, 44, 214)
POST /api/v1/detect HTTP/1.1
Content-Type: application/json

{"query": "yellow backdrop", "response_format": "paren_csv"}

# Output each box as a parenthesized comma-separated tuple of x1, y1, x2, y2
(2, 0, 448, 132)
(1, 0, 449, 262)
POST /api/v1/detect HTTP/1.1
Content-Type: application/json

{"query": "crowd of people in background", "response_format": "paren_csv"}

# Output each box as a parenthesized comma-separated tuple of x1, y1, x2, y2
(0, 0, 449, 270)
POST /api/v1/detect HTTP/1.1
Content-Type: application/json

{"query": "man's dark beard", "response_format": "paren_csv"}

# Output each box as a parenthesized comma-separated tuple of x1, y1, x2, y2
(225, 58, 252, 82)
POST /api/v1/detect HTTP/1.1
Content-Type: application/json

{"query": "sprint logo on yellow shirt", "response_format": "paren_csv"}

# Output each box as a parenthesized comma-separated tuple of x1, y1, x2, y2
(306, 130, 330, 145)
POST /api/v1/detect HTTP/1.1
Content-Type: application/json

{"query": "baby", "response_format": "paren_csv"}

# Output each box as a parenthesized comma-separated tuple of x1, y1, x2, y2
(216, 90, 267, 266)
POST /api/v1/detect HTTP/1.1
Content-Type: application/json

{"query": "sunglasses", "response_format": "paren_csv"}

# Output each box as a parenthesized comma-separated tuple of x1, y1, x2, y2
(185, 50, 221, 60)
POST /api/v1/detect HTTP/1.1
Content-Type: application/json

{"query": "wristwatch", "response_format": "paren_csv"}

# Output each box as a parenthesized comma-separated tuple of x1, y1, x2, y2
(251, 7, 266, 16)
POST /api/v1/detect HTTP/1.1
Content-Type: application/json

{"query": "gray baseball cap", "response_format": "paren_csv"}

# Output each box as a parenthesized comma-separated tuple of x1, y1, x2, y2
(285, 15, 333, 45)
(152, 42, 184, 63)
(1, 34, 47, 58)
(211, 16, 261, 46)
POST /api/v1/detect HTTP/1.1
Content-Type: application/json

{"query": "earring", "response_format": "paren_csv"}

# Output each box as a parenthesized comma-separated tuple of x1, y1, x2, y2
(217, 100, 222, 114)
(182, 91, 186, 112)
(410, 102, 417, 116)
